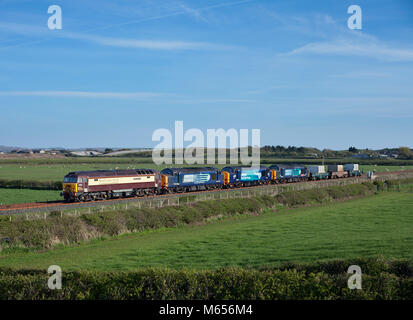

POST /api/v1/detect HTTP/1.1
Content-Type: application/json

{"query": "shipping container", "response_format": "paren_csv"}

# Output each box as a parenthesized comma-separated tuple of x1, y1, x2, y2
(308, 165, 326, 174)
(344, 164, 359, 171)
(327, 165, 344, 172)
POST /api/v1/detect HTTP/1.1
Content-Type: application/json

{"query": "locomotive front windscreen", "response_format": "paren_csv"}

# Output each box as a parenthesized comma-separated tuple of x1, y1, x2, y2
(63, 176, 78, 183)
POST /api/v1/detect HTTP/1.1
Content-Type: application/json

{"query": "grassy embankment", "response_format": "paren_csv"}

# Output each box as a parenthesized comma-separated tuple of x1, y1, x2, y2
(1, 184, 412, 271)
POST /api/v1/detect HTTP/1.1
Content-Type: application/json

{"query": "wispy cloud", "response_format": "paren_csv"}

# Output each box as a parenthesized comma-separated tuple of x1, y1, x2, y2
(262, 11, 338, 39)
(64, 33, 232, 50)
(328, 72, 391, 78)
(286, 40, 413, 61)
(0, 91, 255, 104)
(0, 0, 253, 50)
(0, 21, 235, 51)
(179, 3, 208, 22)
(81, 0, 254, 32)
(260, 9, 413, 62)
(245, 85, 290, 95)
(0, 91, 162, 99)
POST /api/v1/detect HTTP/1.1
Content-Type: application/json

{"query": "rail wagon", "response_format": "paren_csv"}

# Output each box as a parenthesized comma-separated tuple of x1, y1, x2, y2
(327, 165, 348, 179)
(221, 166, 270, 187)
(308, 165, 329, 180)
(269, 164, 308, 183)
(160, 167, 222, 192)
(62, 169, 161, 202)
(344, 163, 363, 177)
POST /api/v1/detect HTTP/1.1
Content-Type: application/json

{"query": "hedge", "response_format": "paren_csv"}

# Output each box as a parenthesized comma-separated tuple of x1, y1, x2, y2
(0, 183, 377, 250)
(374, 178, 413, 191)
(0, 258, 411, 299)
(0, 179, 61, 190)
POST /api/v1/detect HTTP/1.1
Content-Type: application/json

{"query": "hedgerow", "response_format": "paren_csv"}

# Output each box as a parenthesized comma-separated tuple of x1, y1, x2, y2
(0, 179, 61, 190)
(0, 183, 377, 250)
(0, 258, 411, 300)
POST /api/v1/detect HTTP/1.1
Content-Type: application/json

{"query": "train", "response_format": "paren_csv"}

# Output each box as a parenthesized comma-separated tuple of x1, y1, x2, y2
(61, 163, 363, 202)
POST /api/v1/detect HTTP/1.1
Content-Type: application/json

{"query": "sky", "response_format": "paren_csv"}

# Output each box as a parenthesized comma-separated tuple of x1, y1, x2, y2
(0, 0, 412, 150)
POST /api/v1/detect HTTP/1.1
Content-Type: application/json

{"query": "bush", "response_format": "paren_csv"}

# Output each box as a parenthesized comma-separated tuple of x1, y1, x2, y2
(0, 258, 411, 300)
(0, 179, 61, 190)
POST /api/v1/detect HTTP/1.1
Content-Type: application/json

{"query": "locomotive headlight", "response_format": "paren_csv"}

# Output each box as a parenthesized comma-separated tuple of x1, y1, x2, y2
(63, 183, 77, 194)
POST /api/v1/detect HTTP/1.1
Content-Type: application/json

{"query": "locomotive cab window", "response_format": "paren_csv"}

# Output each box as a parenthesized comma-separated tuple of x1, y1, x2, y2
(63, 177, 77, 183)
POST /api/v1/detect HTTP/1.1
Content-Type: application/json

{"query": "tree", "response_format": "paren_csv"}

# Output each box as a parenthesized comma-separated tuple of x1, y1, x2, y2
(398, 147, 413, 159)
(348, 146, 358, 153)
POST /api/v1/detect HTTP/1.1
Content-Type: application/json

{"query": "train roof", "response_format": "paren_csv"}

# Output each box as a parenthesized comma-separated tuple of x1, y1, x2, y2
(221, 166, 267, 172)
(269, 164, 306, 169)
(65, 169, 157, 177)
(161, 167, 218, 175)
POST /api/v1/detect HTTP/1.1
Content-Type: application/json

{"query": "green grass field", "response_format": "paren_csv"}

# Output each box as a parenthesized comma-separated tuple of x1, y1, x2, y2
(0, 161, 412, 182)
(0, 163, 157, 181)
(0, 189, 61, 205)
(1, 192, 412, 271)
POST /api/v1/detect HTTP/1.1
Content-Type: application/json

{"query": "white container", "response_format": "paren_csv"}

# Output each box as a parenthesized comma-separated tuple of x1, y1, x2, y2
(308, 165, 325, 174)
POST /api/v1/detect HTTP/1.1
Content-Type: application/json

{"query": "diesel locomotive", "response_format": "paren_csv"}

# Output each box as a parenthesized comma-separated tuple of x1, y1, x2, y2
(62, 169, 161, 202)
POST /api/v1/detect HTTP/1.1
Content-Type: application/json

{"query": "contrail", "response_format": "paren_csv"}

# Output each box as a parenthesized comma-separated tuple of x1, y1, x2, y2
(0, 0, 255, 50)
(86, 0, 254, 32)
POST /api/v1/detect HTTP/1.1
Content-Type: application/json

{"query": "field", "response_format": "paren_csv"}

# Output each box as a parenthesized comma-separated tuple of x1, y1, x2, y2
(1, 192, 412, 271)
(0, 189, 61, 205)
(0, 160, 412, 182)
(0, 158, 412, 205)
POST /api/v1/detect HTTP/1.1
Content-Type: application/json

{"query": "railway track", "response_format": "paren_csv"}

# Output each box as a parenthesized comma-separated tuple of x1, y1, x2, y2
(1, 169, 412, 215)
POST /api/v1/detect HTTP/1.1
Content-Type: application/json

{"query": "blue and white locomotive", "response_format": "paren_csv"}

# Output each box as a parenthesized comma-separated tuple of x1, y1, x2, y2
(160, 167, 222, 192)
(220, 166, 270, 187)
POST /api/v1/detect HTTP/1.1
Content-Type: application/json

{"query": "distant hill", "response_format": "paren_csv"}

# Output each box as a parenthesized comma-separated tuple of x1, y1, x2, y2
(0, 145, 21, 153)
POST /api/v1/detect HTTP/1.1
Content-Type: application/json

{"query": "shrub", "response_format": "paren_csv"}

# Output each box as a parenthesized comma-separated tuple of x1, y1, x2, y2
(0, 179, 61, 190)
(0, 258, 411, 300)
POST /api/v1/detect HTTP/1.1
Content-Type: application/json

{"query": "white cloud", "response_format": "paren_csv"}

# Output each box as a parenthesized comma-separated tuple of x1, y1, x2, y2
(179, 3, 208, 22)
(0, 91, 256, 104)
(245, 85, 290, 95)
(328, 72, 390, 78)
(65, 33, 230, 50)
(286, 40, 413, 62)
(0, 91, 162, 99)
(0, 21, 232, 51)
(0, 0, 253, 51)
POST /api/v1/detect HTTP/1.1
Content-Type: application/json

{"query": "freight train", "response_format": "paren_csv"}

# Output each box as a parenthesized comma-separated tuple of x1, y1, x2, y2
(61, 163, 362, 202)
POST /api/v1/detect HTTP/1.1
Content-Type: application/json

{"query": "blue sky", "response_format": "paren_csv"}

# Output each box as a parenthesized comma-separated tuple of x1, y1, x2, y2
(0, 0, 412, 149)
